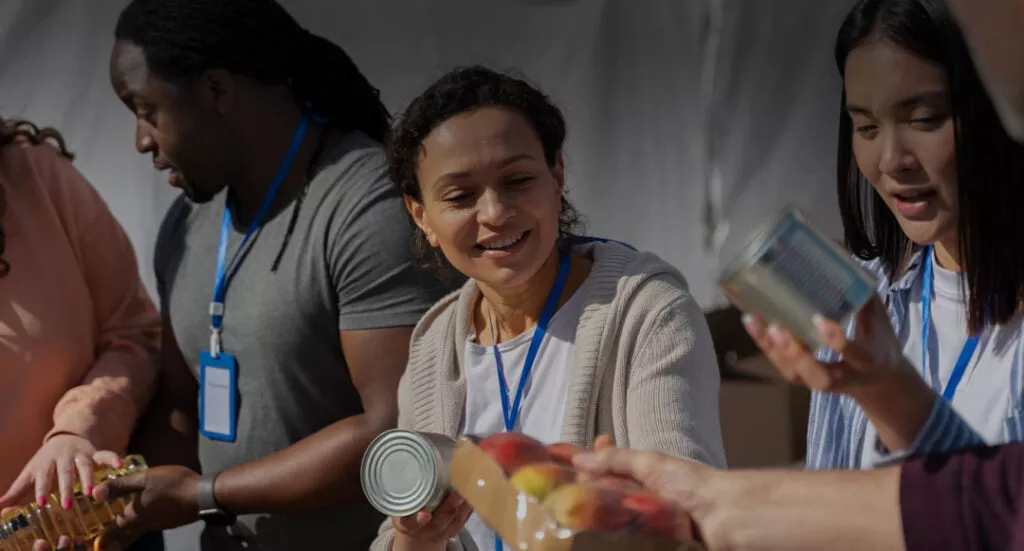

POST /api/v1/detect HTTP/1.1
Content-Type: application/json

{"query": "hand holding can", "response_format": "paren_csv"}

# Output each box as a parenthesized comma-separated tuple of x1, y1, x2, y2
(719, 205, 877, 349)
(741, 295, 913, 394)
(362, 430, 474, 550)
(391, 491, 473, 550)
(722, 206, 936, 451)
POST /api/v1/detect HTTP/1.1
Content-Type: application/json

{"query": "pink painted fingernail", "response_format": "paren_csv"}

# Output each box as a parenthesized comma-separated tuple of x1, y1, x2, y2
(62, 497, 72, 510)
(813, 315, 835, 339)
(768, 325, 790, 348)
(85, 484, 93, 497)
(37, 495, 46, 508)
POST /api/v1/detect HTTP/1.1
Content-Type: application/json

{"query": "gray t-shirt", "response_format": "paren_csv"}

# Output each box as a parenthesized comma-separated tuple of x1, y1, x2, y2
(154, 131, 448, 550)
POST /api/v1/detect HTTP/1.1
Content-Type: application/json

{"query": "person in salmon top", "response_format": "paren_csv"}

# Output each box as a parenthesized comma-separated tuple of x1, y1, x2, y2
(0, 118, 160, 536)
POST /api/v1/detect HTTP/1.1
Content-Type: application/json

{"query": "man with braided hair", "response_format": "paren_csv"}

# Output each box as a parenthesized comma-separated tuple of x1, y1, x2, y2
(94, 1, 451, 549)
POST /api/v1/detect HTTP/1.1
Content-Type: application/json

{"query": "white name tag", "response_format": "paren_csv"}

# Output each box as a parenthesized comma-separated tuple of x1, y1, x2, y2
(199, 351, 238, 442)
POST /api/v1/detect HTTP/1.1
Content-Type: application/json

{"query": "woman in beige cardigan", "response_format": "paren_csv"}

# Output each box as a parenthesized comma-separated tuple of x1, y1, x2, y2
(371, 66, 726, 551)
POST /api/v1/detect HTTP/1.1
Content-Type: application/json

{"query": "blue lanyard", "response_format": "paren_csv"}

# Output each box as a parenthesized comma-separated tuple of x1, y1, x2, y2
(489, 252, 572, 431)
(209, 115, 310, 356)
(921, 245, 981, 401)
(490, 252, 571, 551)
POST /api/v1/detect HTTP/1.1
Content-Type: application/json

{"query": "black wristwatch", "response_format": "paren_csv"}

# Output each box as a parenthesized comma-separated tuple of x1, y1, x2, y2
(198, 472, 237, 526)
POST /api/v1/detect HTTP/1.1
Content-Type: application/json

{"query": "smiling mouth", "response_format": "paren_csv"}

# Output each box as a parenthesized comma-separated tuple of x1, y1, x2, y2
(477, 230, 528, 251)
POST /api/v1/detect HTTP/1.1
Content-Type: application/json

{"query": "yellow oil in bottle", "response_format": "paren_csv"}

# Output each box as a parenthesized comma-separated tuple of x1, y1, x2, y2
(0, 455, 147, 550)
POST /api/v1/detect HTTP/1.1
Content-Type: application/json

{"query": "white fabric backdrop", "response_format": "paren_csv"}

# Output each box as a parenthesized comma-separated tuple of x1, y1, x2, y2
(706, 0, 856, 292)
(0, 0, 852, 309)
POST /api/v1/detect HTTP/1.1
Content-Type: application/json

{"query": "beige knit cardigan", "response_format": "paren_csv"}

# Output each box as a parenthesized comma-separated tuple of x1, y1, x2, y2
(370, 241, 726, 551)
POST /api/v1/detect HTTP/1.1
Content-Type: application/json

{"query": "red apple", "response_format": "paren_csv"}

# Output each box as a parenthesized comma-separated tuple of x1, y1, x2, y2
(478, 432, 550, 475)
(621, 492, 680, 538)
(545, 442, 587, 466)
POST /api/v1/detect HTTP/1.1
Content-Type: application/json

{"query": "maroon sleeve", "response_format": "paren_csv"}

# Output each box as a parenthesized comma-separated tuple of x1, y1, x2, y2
(900, 442, 1024, 550)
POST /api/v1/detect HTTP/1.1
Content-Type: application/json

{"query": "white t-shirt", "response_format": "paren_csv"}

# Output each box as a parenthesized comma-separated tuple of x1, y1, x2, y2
(862, 249, 1019, 465)
(459, 278, 588, 551)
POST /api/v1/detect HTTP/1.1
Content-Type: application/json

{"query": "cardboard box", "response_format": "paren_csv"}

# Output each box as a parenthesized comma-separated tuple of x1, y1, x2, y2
(704, 306, 810, 468)
(449, 437, 704, 551)
(720, 356, 810, 468)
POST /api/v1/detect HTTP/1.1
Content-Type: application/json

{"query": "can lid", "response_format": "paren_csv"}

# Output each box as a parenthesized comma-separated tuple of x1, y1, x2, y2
(360, 430, 443, 517)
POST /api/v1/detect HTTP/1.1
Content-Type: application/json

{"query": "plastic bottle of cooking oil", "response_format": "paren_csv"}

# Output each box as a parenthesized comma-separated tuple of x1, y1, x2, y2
(0, 455, 147, 550)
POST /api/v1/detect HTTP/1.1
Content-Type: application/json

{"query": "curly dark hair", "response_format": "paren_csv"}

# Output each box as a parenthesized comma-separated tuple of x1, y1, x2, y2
(0, 117, 74, 278)
(386, 65, 584, 274)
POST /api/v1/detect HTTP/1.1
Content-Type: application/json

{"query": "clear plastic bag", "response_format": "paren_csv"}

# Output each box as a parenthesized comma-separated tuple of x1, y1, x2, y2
(452, 434, 702, 551)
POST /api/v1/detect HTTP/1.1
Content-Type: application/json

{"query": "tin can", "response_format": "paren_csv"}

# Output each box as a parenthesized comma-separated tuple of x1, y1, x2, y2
(360, 429, 456, 517)
(718, 205, 877, 349)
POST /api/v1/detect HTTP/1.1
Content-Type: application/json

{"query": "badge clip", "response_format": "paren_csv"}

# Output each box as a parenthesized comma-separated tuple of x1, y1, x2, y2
(210, 327, 222, 358)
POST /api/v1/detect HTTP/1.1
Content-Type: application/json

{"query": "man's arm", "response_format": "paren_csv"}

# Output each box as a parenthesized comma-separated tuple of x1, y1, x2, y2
(210, 326, 408, 513)
(578, 440, 1024, 551)
(127, 318, 200, 472)
(574, 447, 905, 551)
(697, 467, 904, 551)
(720, 443, 1024, 551)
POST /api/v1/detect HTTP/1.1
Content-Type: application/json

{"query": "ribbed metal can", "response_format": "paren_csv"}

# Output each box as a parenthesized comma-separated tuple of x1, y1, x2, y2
(360, 430, 456, 518)
(719, 205, 877, 349)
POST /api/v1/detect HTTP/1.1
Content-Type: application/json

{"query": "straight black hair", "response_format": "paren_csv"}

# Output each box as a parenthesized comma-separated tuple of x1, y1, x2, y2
(835, 0, 1024, 332)
(114, 0, 390, 143)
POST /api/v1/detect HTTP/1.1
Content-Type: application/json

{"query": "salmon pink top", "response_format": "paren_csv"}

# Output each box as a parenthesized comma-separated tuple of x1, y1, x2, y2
(0, 141, 159, 488)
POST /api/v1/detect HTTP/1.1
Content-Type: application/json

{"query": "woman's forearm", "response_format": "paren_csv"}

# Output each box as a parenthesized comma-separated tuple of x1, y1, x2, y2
(47, 361, 153, 452)
(848, 366, 937, 452)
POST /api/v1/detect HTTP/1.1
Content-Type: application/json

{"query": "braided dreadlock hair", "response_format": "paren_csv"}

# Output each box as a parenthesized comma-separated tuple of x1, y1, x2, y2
(0, 117, 74, 278)
(114, 0, 390, 142)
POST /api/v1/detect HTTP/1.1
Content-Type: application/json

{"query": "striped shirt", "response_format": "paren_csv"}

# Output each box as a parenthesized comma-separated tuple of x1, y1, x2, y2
(806, 248, 1024, 469)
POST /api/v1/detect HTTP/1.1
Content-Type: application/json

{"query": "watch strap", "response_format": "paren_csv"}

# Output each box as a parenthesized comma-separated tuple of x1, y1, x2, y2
(198, 472, 235, 525)
(197, 472, 221, 513)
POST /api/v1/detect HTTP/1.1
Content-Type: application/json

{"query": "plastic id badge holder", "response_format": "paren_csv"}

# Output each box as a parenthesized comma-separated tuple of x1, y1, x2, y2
(199, 350, 238, 442)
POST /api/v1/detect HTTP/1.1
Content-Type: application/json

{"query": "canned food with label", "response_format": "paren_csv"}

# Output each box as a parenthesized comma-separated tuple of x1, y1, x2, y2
(719, 205, 877, 349)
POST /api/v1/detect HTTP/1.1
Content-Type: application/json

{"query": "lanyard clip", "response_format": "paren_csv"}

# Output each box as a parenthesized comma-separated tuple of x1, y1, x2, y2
(209, 301, 225, 358)
(210, 327, 222, 358)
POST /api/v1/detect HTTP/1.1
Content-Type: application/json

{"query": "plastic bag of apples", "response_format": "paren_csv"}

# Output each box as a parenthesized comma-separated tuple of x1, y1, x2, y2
(448, 432, 704, 551)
